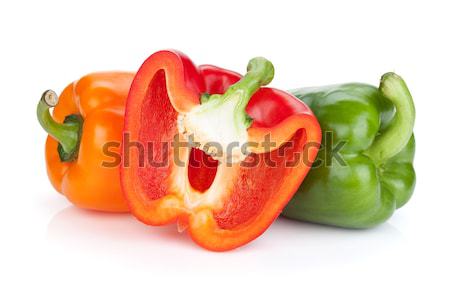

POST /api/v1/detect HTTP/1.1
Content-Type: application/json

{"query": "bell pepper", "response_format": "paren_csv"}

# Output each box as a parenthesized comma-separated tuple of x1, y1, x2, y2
(121, 50, 321, 251)
(282, 73, 415, 228)
(37, 72, 133, 212)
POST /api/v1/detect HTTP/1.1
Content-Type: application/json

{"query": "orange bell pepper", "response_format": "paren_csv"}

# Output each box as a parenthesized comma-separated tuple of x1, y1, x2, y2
(37, 72, 133, 212)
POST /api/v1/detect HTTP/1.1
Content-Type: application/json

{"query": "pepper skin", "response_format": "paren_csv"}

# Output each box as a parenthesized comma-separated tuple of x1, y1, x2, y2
(37, 72, 133, 212)
(282, 73, 415, 228)
(121, 50, 321, 251)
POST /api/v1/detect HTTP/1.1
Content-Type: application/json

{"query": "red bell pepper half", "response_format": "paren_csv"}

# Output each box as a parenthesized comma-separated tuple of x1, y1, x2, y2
(121, 50, 321, 251)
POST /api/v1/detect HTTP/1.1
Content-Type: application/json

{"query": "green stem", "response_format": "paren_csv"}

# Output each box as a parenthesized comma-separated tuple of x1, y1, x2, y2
(195, 57, 274, 132)
(222, 57, 274, 113)
(182, 57, 275, 163)
(365, 72, 415, 164)
(37, 90, 83, 161)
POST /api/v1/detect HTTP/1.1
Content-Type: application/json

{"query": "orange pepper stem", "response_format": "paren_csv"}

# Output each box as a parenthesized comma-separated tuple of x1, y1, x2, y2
(37, 90, 83, 161)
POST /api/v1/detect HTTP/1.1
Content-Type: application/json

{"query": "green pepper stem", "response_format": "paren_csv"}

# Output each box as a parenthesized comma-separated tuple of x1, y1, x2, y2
(180, 57, 275, 163)
(37, 90, 81, 156)
(365, 72, 415, 164)
(222, 57, 274, 113)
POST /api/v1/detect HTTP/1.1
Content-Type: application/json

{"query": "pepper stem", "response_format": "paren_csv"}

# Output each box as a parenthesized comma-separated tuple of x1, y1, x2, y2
(365, 72, 415, 165)
(37, 90, 83, 161)
(179, 57, 274, 163)
(222, 57, 274, 115)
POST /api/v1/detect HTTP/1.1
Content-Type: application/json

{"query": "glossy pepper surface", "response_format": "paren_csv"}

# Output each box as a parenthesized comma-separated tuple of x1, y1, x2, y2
(282, 73, 415, 228)
(37, 72, 133, 212)
(121, 50, 321, 251)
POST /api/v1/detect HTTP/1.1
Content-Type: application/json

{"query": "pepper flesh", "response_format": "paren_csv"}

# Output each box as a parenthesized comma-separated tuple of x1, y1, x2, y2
(283, 73, 415, 228)
(121, 50, 321, 251)
(39, 72, 133, 212)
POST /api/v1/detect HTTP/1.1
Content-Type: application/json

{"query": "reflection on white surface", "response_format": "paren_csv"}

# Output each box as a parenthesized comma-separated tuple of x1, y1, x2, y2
(47, 206, 404, 272)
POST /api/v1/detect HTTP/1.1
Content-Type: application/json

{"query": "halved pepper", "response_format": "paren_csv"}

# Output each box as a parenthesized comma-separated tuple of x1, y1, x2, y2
(37, 72, 133, 212)
(121, 50, 321, 251)
(283, 73, 415, 228)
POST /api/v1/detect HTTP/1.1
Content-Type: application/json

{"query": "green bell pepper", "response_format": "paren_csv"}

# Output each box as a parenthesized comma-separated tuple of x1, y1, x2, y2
(283, 73, 416, 228)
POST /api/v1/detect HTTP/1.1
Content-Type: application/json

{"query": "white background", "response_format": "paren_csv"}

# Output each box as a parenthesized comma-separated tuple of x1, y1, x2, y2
(1, 0, 449, 299)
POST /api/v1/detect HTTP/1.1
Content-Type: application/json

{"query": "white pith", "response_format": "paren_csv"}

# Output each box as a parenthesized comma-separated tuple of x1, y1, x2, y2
(177, 94, 250, 164)
(168, 140, 238, 211)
